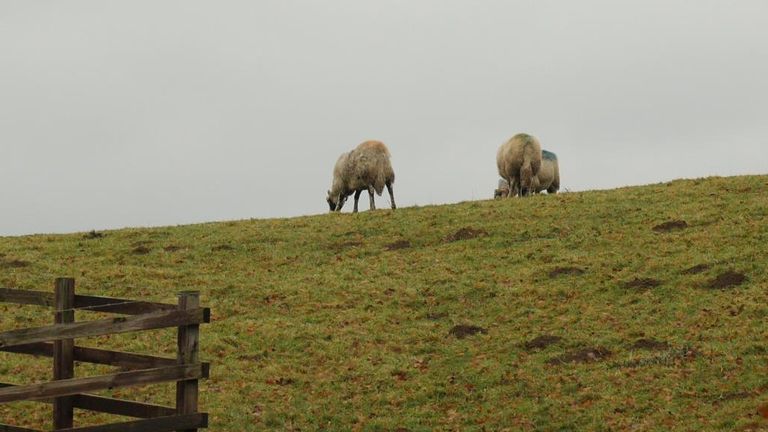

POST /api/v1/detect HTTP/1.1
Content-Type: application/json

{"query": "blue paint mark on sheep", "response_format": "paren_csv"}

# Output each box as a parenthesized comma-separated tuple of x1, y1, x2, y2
(542, 150, 557, 161)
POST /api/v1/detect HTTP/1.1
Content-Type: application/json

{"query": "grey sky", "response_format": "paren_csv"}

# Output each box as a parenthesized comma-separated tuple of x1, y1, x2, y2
(1, 1, 766, 236)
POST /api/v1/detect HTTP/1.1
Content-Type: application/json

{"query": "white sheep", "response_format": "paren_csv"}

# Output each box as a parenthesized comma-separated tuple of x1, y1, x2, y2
(496, 133, 542, 197)
(535, 150, 560, 194)
(505, 150, 560, 196)
(494, 178, 511, 199)
(326, 140, 396, 212)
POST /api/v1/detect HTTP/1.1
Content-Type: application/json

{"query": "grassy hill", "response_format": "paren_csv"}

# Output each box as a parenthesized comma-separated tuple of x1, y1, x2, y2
(1, 175, 767, 431)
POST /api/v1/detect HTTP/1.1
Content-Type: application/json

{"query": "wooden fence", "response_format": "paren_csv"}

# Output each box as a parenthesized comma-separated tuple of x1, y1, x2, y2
(0, 278, 210, 431)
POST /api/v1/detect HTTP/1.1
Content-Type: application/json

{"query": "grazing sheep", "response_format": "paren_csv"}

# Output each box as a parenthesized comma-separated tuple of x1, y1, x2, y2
(496, 133, 542, 197)
(503, 150, 560, 196)
(326, 140, 396, 213)
(494, 178, 511, 199)
(535, 150, 560, 194)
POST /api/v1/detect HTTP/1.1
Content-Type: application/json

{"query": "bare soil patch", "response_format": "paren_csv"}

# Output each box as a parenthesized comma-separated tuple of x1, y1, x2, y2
(391, 370, 409, 381)
(163, 245, 182, 252)
(548, 267, 585, 278)
(683, 263, 712, 275)
(385, 240, 411, 251)
(653, 220, 688, 232)
(630, 338, 670, 351)
(623, 278, 662, 290)
(212, 244, 235, 251)
(707, 271, 747, 289)
(524, 335, 562, 351)
(131, 246, 151, 255)
(449, 324, 488, 339)
(333, 240, 363, 252)
(266, 377, 294, 386)
(446, 227, 488, 242)
(548, 347, 612, 365)
(0, 258, 30, 268)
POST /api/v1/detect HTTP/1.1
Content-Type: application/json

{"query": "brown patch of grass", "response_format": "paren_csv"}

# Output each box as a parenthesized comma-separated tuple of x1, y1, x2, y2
(0, 258, 30, 268)
(623, 278, 662, 290)
(446, 227, 488, 242)
(548, 347, 612, 365)
(523, 335, 562, 351)
(385, 240, 411, 251)
(548, 267, 585, 278)
(682, 263, 712, 275)
(630, 338, 670, 351)
(707, 271, 747, 289)
(449, 324, 487, 339)
(131, 246, 151, 255)
(653, 220, 688, 232)
(212, 244, 235, 251)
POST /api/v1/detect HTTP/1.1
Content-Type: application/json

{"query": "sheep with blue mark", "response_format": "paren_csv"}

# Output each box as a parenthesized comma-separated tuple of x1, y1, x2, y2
(496, 133, 542, 197)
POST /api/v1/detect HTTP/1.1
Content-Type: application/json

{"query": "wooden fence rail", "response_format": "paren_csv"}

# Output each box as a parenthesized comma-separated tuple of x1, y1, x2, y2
(0, 278, 210, 431)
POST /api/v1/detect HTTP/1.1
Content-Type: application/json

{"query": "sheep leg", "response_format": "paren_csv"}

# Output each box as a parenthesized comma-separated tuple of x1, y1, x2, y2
(334, 195, 343, 211)
(368, 185, 376, 210)
(353, 190, 362, 213)
(386, 183, 396, 209)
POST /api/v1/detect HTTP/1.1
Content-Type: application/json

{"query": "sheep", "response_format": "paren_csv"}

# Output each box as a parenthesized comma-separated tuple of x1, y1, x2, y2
(535, 150, 560, 194)
(496, 133, 542, 197)
(505, 150, 561, 196)
(326, 140, 396, 213)
(494, 178, 511, 199)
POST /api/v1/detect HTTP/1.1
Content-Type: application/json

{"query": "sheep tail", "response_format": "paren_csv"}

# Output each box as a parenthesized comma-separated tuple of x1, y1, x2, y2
(373, 170, 386, 195)
(520, 158, 533, 193)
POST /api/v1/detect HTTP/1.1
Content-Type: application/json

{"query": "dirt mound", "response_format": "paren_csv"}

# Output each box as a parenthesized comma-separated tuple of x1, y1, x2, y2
(707, 271, 747, 289)
(131, 246, 151, 255)
(385, 240, 411, 251)
(653, 220, 688, 232)
(548, 347, 612, 365)
(446, 227, 488, 242)
(524, 335, 562, 351)
(683, 264, 712, 275)
(449, 324, 488, 339)
(623, 278, 662, 290)
(630, 338, 670, 351)
(548, 267, 585, 278)
(0, 258, 30, 268)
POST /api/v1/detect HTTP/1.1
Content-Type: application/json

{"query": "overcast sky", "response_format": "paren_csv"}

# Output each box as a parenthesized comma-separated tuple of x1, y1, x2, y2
(1, 1, 766, 236)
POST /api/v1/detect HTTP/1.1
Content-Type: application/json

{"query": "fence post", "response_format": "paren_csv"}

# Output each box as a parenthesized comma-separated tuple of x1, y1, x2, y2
(53, 277, 75, 429)
(176, 291, 200, 432)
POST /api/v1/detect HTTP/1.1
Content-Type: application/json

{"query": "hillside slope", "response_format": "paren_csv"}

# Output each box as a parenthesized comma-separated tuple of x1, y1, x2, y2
(1, 175, 767, 431)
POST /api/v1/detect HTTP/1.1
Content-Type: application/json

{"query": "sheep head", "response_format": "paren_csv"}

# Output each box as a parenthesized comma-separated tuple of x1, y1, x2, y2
(326, 190, 347, 212)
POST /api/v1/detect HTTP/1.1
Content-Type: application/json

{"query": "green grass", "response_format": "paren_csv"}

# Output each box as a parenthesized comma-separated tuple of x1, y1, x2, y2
(1, 175, 767, 431)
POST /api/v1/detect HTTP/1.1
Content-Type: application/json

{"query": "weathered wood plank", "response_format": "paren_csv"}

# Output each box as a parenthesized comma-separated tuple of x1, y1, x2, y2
(0, 342, 53, 357)
(176, 292, 200, 432)
(0, 364, 207, 404)
(0, 343, 179, 369)
(0, 424, 42, 432)
(0, 308, 210, 349)
(0, 383, 175, 418)
(55, 413, 207, 432)
(73, 295, 176, 315)
(53, 278, 75, 429)
(0, 288, 54, 307)
(72, 394, 177, 419)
